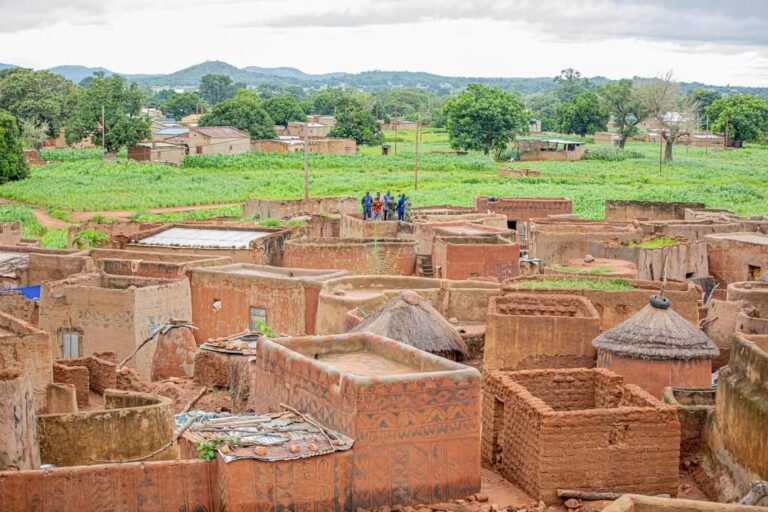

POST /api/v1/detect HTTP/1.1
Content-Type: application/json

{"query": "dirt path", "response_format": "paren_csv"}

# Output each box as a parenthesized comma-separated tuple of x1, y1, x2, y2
(32, 209, 70, 229)
(68, 202, 242, 222)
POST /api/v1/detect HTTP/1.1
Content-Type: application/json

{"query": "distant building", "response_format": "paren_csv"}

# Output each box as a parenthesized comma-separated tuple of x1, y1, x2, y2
(251, 136, 356, 155)
(515, 139, 587, 162)
(152, 127, 189, 142)
(286, 121, 333, 138)
(188, 126, 250, 155)
(180, 113, 202, 128)
(307, 115, 336, 127)
(127, 142, 186, 166)
(150, 117, 181, 133)
(529, 118, 542, 133)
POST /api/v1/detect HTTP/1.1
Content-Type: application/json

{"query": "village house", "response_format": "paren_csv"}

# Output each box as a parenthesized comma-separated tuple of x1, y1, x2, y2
(286, 121, 333, 138)
(250, 136, 356, 155)
(515, 139, 587, 162)
(188, 126, 250, 155)
(127, 141, 186, 165)
(151, 126, 188, 142)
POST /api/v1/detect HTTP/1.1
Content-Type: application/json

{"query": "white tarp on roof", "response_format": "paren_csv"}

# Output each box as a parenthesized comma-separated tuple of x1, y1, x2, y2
(136, 227, 270, 249)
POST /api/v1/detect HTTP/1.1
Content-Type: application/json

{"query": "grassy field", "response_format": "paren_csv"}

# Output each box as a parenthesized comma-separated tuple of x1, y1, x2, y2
(2, 128, 765, 221)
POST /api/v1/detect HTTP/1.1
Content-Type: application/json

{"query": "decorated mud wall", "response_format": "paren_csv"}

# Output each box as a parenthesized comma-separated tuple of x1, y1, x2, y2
(283, 238, 417, 275)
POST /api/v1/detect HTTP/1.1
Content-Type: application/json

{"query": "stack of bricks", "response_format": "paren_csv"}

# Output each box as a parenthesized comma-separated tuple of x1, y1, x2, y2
(481, 368, 680, 505)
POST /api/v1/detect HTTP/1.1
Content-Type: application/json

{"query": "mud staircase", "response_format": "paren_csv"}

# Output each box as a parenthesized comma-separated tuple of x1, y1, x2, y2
(417, 255, 435, 278)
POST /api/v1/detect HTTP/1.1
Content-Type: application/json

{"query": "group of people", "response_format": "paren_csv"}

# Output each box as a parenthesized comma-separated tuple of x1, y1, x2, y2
(361, 191, 410, 221)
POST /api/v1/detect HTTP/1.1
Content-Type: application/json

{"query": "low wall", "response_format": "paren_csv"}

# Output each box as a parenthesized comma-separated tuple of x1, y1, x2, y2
(53, 362, 89, 408)
(603, 495, 765, 512)
(474, 196, 572, 221)
(0, 291, 39, 325)
(587, 238, 708, 281)
(528, 219, 641, 265)
(662, 387, 715, 464)
(639, 219, 741, 242)
(432, 236, 520, 281)
(706, 232, 768, 287)
(0, 312, 52, 408)
(283, 238, 417, 275)
(736, 310, 768, 335)
(37, 389, 174, 466)
(340, 213, 402, 239)
(605, 200, 705, 221)
(309, 214, 341, 238)
(244, 196, 357, 219)
(727, 281, 768, 317)
(0, 221, 22, 245)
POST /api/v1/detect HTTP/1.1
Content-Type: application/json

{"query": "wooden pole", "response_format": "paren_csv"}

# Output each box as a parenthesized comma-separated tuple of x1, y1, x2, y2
(724, 112, 729, 149)
(303, 123, 309, 200)
(393, 109, 398, 156)
(414, 112, 421, 191)
(658, 116, 663, 172)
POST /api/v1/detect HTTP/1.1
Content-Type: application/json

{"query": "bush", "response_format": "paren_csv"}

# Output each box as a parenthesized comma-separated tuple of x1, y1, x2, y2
(0, 110, 29, 183)
(72, 228, 109, 249)
(584, 147, 644, 161)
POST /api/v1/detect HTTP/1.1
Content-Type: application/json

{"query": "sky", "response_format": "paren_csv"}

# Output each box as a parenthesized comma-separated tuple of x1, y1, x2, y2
(0, 0, 767, 86)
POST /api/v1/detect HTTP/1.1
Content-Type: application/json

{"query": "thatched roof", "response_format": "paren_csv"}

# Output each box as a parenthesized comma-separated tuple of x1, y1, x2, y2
(592, 295, 719, 361)
(349, 290, 469, 361)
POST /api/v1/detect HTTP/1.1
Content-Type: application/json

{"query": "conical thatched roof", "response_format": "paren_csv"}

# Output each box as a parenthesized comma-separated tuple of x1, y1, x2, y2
(349, 290, 469, 361)
(592, 295, 719, 361)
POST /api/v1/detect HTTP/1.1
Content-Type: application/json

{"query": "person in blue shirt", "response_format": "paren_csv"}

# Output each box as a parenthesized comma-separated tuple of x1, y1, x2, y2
(382, 191, 391, 220)
(361, 191, 373, 220)
(396, 193, 406, 221)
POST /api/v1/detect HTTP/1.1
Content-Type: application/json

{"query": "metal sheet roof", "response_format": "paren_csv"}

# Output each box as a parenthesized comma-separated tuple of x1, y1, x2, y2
(193, 126, 248, 138)
(136, 227, 271, 249)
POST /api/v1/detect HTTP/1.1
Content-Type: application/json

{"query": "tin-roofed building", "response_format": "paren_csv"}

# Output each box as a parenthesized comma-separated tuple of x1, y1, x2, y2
(189, 126, 250, 155)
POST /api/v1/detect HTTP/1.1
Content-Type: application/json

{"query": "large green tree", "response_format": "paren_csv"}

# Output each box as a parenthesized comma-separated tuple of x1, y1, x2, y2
(329, 98, 382, 146)
(599, 79, 648, 148)
(526, 92, 560, 132)
(0, 110, 29, 183)
(689, 88, 721, 127)
(66, 75, 150, 152)
(556, 91, 609, 136)
(0, 68, 76, 138)
(443, 84, 530, 156)
(553, 68, 593, 103)
(264, 94, 305, 127)
(161, 91, 202, 120)
(706, 94, 768, 145)
(199, 74, 241, 105)
(199, 89, 275, 139)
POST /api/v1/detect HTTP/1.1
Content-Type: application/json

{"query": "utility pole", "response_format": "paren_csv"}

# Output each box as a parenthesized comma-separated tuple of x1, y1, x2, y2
(101, 105, 106, 157)
(724, 112, 729, 150)
(658, 116, 663, 172)
(414, 112, 421, 191)
(393, 108, 398, 157)
(303, 123, 309, 200)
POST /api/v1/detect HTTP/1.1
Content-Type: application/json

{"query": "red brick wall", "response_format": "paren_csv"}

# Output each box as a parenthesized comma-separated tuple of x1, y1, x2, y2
(433, 240, 520, 281)
(473, 197, 572, 221)
(482, 369, 680, 504)
(598, 351, 713, 398)
(283, 239, 416, 275)
(0, 460, 216, 511)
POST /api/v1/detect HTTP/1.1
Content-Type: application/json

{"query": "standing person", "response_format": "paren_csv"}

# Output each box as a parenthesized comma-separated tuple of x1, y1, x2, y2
(404, 195, 413, 223)
(382, 190, 391, 220)
(396, 193, 406, 221)
(361, 191, 373, 220)
(387, 193, 397, 221)
(372, 192, 384, 221)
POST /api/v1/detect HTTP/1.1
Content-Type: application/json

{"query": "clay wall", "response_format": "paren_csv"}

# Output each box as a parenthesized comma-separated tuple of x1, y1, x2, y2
(0, 221, 22, 245)
(413, 220, 512, 256)
(727, 281, 768, 317)
(528, 219, 641, 265)
(705, 233, 768, 287)
(316, 275, 500, 334)
(605, 200, 705, 221)
(249, 333, 482, 508)
(482, 369, 680, 504)
(587, 238, 708, 281)
(0, 245, 81, 286)
(340, 213, 402, 239)
(473, 197, 573, 221)
(484, 294, 601, 371)
(37, 390, 174, 466)
(0, 291, 39, 324)
(0, 460, 215, 511)
(736, 310, 768, 335)
(309, 214, 341, 238)
(709, 335, 768, 495)
(244, 196, 358, 219)
(662, 387, 715, 463)
(544, 258, 638, 279)
(502, 276, 700, 332)
(189, 264, 347, 340)
(55, 354, 117, 394)
(0, 312, 52, 408)
(603, 495, 766, 512)
(639, 220, 741, 242)
(53, 362, 89, 407)
(283, 238, 417, 275)
(432, 236, 520, 281)
(66, 220, 164, 249)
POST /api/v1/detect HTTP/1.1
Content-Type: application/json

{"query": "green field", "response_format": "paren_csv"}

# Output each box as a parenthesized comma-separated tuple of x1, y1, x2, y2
(2, 129, 766, 221)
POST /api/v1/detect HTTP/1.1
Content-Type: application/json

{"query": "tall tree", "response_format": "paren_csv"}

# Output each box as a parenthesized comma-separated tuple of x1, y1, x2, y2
(526, 93, 560, 132)
(659, 98, 698, 161)
(553, 68, 593, 103)
(0, 68, 76, 138)
(556, 91, 609, 136)
(443, 84, 530, 157)
(0, 110, 29, 183)
(707, 94, 768, 146)
(199, 89, 275, 139)
(199, 74, 239, 105)
(329, 98, 382, 146)
(264, 95, 306, 127)
(637, 72, 682, 162)
(599, 79, 648, 148)
(162, 91, 203, 120)
(66, 75, 150, 152)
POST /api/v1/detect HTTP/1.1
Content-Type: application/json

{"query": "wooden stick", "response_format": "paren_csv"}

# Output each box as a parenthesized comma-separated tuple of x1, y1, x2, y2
(116, 330, 161, 370)
(557, 490, 624, 501)
(182, 387, 207, 414)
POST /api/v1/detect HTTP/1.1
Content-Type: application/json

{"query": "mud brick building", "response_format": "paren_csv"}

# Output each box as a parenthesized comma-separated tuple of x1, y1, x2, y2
(484, 294, 601, 371)
(243, 196, 357, 220)
(126, 224, 293, 265)
(473, 196, 573, 231)
(482, 368, 680, 504)
(39, 273, 192, 378)
(339, 213, 404, 239)
(727, 281, 768, 317)
(249, 332, 482, 508)
(544, 257, 638, 279)
(432, 235, 520, 281)
(527, 219, 642, 265)
(189, 264, 347, 341)
(604, 200, 706, 221)
(705, 232, 768, 286)
(638, 219, 741, 242)
(0, 311, 52, 408)
(283, 238, 417, 275)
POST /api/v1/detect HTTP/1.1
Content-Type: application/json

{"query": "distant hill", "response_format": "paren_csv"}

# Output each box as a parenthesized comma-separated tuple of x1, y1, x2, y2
(0, 63, 16, 71)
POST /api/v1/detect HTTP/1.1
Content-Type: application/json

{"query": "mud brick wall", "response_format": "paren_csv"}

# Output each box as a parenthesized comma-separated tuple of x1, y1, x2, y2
(244, 196, 357, 219)
(250, 334, 482, 508)
(193, 350, 250, 398)
(67, 355, 117, 394)
(37, 390, 174, 466)
(0, 221, 22, 245)
(340, 214, 402, 239)
(283, 238, 417, 275)
(0, 292, 39, 325)
(527, 220, 641, 265)
(433, 237, 520, 281)
(605, 200, 704, 221)
(484, 294, 601, 371)
(53, 361, 89, 407)
(706, 233, 768, 287)
(662, 388, 715, 463)
(639, 220, 741, 242)
(26, 252, 92, 284)
(0, 312, 52, 408)
(310, 214, 341, 238)
(727, 282, 768, 317)
(588, 238, 708, 281)
(0, 460, 215, 512)
(482, 369, 680, 504)
(474, 197, 573, 221)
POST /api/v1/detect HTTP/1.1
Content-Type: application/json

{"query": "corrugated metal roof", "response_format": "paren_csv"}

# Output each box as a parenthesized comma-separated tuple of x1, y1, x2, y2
(136, 227, 270, 249)
(157, 127, 189, 135)
(194, 126, 248, 138)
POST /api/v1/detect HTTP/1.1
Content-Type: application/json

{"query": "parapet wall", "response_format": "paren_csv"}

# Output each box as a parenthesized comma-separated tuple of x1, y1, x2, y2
(432, 236, 520, 281)
(528, 219, 641, 265)
(283, 238, 417, 275)
(605, 200, 705, 221)
(340, 213, 403, 239)
(587, 237, 708, 281)
(705, 232, 768, 287)
(727, 281, 768, 317)
(639, 219, 741, 242)
(244, 196, 357, 219)
(37, 389, 174, 467)
(474, 196, 573, 221)
(0, 312, 52, 408)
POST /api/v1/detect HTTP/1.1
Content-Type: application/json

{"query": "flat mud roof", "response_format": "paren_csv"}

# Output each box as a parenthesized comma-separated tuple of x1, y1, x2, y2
(136, 227, 270, 249)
